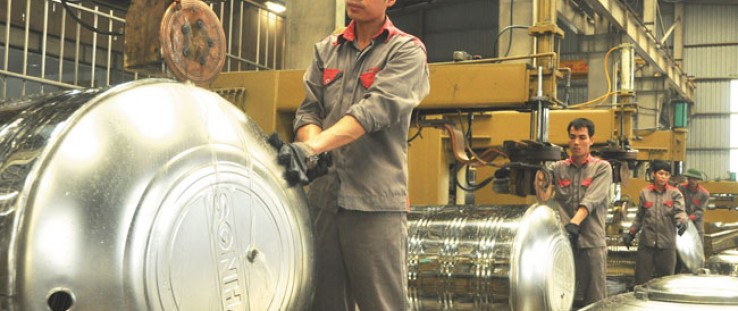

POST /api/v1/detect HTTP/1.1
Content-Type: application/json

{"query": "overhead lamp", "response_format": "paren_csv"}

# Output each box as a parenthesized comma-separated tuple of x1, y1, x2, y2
(265, 1, 286, 13)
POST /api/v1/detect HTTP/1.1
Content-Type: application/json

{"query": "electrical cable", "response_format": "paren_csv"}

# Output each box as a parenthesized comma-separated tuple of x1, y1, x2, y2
(60, 0, 124, 37)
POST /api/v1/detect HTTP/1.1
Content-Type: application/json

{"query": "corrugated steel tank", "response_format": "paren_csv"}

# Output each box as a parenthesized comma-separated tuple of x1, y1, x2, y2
(407, 204, 575, 311)
(0, 79, 313, 310)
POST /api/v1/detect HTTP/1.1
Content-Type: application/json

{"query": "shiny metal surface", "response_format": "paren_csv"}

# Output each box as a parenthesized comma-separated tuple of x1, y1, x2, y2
(0, 79, 313, 310)
(605, 201, 638, 276)
(706, 249, 738, 276)
(675, 219, 705, 273)
(580, 274, 738, 310)
(407, 204, 575, 311)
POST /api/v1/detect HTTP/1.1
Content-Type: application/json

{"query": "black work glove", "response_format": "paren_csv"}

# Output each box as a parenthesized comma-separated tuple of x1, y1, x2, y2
(268, 133, 331, 186)
(677, 221, 688, 236)
(565, 223, 580, 248)
(622, 233, 635, 249)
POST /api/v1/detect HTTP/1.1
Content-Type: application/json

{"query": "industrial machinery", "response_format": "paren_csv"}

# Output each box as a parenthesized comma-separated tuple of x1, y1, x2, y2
(0, 79, 313, 310)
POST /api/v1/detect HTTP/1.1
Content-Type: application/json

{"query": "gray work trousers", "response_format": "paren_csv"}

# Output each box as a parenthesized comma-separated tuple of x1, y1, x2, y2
(575, 247, 607, 306)
(310, 207, 408, 311)
(635, 245, 676, 285)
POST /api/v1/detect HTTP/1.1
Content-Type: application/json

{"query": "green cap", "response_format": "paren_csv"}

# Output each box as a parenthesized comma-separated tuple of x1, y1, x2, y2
(683, 168, 703, 180)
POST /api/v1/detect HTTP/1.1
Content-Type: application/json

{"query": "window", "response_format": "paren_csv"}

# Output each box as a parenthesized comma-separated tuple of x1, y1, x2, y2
(730, 80, 738, 173)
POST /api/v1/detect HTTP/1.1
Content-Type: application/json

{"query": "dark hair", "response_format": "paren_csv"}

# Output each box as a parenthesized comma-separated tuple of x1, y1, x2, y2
(567, 118, 595, 137)
(650, 160, 671, 174)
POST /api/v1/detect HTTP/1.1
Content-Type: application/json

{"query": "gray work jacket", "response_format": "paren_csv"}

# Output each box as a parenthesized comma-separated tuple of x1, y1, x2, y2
(294, 17, 430, 212)
(551, 155, 613, 248)
(631, 184, 687, 249)
(677, 183, 709, 222)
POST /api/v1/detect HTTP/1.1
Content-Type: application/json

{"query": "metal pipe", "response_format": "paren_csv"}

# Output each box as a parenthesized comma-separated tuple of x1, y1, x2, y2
(227, 0, 234, 70)
(91, 5, 99, 87)
(41, 1, 49, 93)
(256, 7, 261, 71)
(238, 1, 244, 71)
(74, 10, 81, 85)
(433, 52, 558, 66)
(265, 11, 271, 69)
(49, 0, 126, 22)
(22, 0, 31, 96)
(106, 9, 113, 86)
(0, 69, 84, 89)
(3, 0, 12, 98)
(59, 7, 66, 84)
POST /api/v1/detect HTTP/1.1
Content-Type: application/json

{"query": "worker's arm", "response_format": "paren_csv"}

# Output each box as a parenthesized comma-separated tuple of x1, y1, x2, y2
(570, 207, 589, 225)
(303, 115, 366, 154)
(295, 124, 323, 143)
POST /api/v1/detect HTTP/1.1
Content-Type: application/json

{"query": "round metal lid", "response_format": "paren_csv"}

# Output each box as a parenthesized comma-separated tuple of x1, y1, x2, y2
(635, 275, 738, 304)
(675, 219, 705, 273)
(15, 79, 313, 310)
(510, 203, 575, 311)
(160, 0, 227, 84)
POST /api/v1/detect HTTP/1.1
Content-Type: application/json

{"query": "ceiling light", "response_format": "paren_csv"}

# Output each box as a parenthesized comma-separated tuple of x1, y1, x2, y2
(265, 1, 286, 13)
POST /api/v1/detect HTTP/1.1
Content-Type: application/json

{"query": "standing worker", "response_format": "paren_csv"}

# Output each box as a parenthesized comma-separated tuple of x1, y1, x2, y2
(623, 160, 688, 285)
(675, 168, 709, 273)
(677, 168, 709, 241)
(270, 0, 430, 310)
(536, 118, 613, 306)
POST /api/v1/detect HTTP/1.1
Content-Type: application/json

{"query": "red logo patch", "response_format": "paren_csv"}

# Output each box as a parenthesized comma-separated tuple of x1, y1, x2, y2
(558, 179, 571, 187)
(693, 198, 701, 205)
(323, 68, 341, 86)
(360, 67, 381, 89)
(643, 201, 653, 208)
(581, 177, 592, 187)
(664, 200, 673, 208)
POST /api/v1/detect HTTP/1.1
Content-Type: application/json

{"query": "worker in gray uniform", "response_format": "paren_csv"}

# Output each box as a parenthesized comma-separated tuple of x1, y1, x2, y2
(624, 160, 688, 285)
(269, 0, 430, 310)
(536, 118, 612, 306)
(675, 167, 709, 273)
(678, 168, 708, 242)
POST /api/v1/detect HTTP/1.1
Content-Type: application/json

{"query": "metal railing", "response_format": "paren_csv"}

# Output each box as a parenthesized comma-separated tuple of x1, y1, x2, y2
(0, 0, 285, 101)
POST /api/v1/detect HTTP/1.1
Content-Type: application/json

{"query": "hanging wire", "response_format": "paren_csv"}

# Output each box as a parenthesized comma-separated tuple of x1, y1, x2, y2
(60, 0, 124, 36)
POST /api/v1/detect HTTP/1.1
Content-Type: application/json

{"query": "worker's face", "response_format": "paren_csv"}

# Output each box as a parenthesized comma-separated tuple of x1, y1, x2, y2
(687, 177, 700, 188)
(568, 126, 593, 159)
(653, 170, 671, 187)
(345, 0, 395, 23)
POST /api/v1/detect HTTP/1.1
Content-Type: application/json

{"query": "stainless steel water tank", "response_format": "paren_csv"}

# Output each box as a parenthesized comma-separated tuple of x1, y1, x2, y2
(579, 274, 738, 310)
(0, 79, 313, 310)
(407, 204, 575, 311)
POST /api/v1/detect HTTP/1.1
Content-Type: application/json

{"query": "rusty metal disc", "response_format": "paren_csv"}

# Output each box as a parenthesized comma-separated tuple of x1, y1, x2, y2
(160, 0, 226, 84)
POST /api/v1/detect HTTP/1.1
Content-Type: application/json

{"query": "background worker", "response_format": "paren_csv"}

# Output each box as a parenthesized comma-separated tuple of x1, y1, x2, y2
(270, 0, 430, 310)
(536, 118, 612, 306)
(675, 168, 709, 273)
(624, 160, 688, 285)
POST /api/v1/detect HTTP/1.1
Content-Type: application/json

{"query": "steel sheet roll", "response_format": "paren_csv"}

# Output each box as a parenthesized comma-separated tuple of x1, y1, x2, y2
(579, 274, 738, 310)
(0, 79, 313, 311)
(407, 204, 575, 311)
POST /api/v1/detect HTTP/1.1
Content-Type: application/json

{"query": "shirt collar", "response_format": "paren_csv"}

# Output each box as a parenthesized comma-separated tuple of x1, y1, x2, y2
(564, 154, 595, 167)
(338, 17, 398, 44)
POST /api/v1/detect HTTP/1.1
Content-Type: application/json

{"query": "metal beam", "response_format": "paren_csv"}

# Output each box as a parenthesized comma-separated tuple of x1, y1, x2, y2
(556, 0, 595, 35)
(581, 0, 695, 100)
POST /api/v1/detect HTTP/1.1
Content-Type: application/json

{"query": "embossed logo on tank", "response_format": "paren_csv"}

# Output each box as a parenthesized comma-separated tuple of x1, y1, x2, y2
(211, 190, 245, 310)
